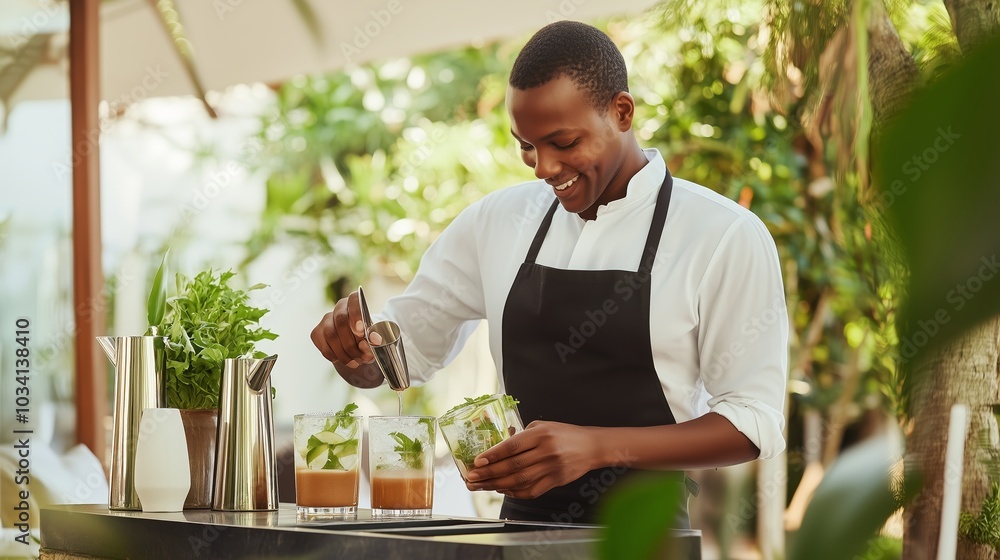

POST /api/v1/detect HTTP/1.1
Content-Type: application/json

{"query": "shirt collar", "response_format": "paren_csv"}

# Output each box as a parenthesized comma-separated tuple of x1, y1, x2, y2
(594, 148, 666, 218)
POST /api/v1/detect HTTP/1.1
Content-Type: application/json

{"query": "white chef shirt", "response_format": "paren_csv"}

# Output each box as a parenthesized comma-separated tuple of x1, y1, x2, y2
(377, 148, 788, 459)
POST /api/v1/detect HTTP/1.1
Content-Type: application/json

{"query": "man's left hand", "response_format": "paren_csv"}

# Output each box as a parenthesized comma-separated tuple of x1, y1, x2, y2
(464, 421, 600, 499)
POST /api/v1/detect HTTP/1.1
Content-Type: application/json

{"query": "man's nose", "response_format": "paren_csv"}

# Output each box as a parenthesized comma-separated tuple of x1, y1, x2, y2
(533, 150, 560, 180)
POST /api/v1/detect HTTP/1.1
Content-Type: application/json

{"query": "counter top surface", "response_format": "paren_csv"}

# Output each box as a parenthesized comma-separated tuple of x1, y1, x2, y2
(40, 503, 701, 559)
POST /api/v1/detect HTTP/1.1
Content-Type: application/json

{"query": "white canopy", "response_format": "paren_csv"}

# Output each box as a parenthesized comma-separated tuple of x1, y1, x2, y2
(1, 0, 659, 109)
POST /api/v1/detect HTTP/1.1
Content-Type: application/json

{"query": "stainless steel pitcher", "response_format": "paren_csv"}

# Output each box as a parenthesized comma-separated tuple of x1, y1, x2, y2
(96, 335, 165, 511)
(212, 355, 279, 511)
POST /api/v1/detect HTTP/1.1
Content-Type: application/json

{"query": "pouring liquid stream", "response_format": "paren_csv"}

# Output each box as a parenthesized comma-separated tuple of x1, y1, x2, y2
(396, 391, 403, 416)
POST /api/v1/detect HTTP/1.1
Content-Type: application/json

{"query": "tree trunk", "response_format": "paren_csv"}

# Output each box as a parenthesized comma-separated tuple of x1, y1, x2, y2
(944, 0, 1000, 54)
(903, 317, 1000, 560)
(878, 2, 1000, 557)
(867, 10, 922, 130)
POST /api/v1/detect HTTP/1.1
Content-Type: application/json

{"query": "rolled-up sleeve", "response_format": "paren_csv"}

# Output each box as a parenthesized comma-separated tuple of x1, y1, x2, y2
(696, 215, 788, 459)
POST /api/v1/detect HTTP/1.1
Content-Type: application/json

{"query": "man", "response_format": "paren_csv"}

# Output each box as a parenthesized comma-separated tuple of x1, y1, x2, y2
(311, 20, 787, 526)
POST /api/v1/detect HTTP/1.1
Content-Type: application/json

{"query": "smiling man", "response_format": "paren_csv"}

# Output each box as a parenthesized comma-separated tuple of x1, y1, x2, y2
(311, 21, 788, 526)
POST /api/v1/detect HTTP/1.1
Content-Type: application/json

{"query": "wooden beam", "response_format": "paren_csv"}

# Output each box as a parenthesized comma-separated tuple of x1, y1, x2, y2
(69, 0, 106, 462)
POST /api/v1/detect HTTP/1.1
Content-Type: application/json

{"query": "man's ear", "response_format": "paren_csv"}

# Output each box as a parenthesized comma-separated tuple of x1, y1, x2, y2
(611, 92, 635, 132)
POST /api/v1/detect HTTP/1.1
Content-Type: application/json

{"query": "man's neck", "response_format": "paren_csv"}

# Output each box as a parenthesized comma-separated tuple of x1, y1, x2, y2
(619, 139, 649, 183)
(580, 139, 648, 220)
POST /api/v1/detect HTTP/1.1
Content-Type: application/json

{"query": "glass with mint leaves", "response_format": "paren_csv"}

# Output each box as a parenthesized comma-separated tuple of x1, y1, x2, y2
(438, 394, 523, 482)
(293, 403, 361, 520)
(368, 416, 436, 518)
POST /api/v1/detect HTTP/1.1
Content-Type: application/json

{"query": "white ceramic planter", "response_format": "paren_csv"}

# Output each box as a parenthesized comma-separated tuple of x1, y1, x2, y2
(133, 408, 191, 512)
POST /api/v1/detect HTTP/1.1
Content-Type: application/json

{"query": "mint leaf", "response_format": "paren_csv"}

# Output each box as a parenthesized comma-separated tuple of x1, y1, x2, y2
(323, 454, 345, 470)
(324, 402, 360, 436)
(146, 249, 169, 333)
(304, 402, 361, 471)
(390, 431, 424, 469)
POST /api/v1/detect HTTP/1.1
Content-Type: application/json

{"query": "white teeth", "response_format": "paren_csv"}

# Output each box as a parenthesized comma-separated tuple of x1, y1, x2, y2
(554, 175, 580, 191)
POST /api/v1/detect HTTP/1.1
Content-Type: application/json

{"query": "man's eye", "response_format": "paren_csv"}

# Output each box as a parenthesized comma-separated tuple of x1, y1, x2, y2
(554, 139, 580, 150)
(520, 144, 534, 152)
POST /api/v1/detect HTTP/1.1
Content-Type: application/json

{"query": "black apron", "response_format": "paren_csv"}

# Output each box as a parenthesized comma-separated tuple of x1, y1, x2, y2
(499, 168, 692, 526)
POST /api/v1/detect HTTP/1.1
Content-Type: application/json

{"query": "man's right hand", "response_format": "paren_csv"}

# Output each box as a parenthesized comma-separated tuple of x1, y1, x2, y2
(310, 290, 385, 388)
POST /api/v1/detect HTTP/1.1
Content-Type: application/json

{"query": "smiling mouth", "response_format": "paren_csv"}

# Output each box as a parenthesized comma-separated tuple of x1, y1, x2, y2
(552, 174, 580, 191)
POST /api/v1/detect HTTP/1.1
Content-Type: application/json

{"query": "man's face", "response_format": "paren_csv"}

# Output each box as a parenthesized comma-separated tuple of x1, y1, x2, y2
(507, 74, 633, 219)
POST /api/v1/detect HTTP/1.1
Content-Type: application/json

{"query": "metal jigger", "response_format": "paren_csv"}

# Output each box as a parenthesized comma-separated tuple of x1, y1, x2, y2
(359, 286, 410, 391)
(368, 321, 411, 391)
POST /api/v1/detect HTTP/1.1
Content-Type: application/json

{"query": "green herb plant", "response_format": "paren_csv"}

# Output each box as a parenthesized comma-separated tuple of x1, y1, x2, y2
(159, 269, 277, 409)
(145, 249, 169, 335)
(440, 394, 519, 470)
(304, 403, 360, 471)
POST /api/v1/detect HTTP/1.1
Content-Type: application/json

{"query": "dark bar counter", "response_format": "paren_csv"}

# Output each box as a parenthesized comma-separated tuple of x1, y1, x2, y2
(40, 503, 702, 559)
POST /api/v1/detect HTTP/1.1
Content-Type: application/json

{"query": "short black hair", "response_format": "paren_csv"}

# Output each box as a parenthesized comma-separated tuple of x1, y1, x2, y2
(509, 21, 628, 112)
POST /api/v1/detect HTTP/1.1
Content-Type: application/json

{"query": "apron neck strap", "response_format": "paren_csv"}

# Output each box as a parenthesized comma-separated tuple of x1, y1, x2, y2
(525, 199, 560, 265)
(638, 168, 674, 275)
